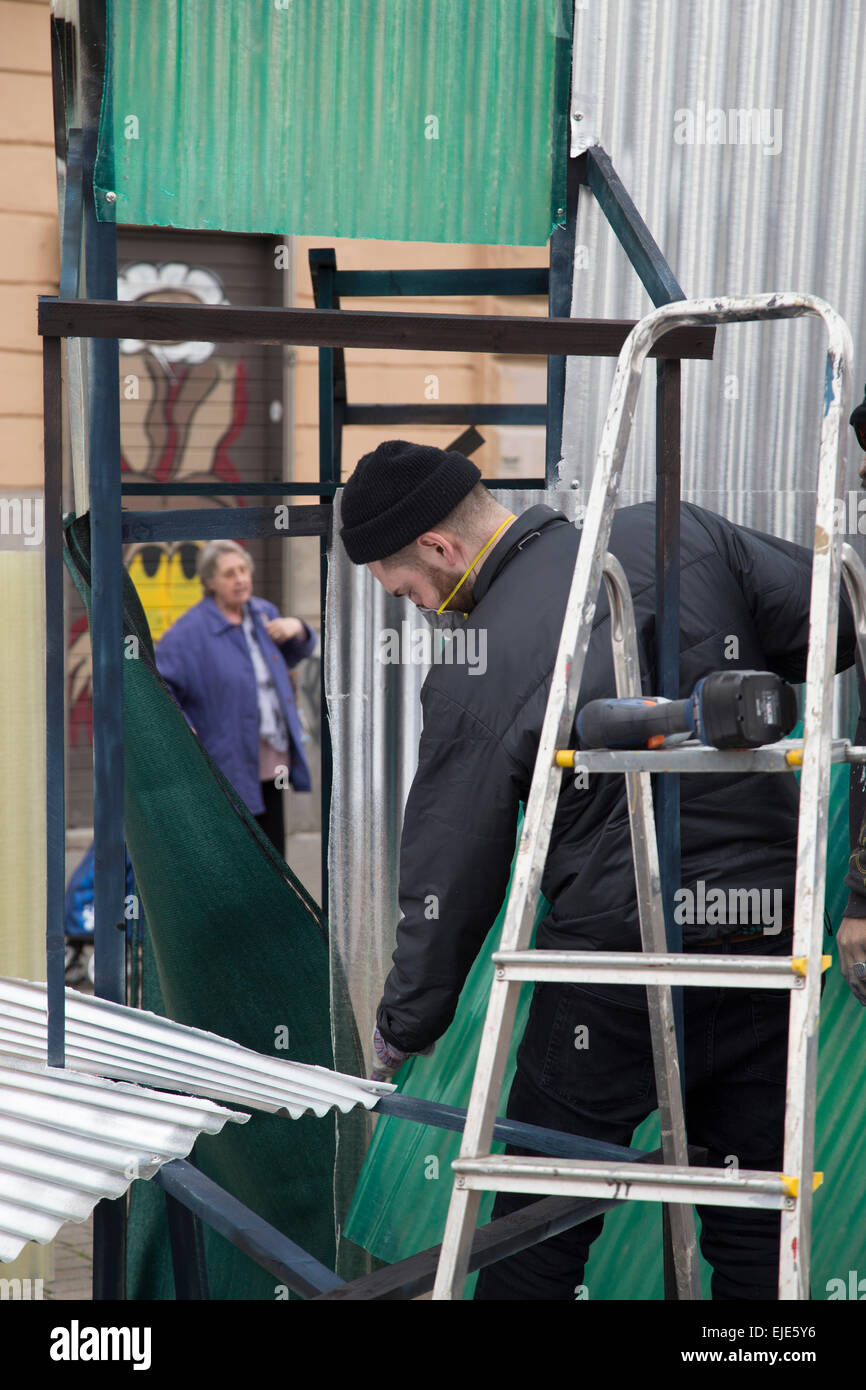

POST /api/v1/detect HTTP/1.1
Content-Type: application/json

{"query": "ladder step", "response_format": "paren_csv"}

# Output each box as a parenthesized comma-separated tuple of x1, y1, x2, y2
(555, 737, 866, 774)
(452, 1156, 805, 1210)
(491, 950, 827, 989)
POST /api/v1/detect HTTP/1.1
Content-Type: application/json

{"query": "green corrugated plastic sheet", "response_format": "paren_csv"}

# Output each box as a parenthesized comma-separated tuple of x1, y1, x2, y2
(347, 765, 866, 1299)
(95, 0, 571, 245)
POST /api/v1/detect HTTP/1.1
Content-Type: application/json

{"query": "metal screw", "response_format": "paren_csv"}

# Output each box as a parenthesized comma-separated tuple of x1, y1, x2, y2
(574, 111, 583, 121)
(495, 967, 505, 980)
(105, 191, 117, 204)
(556, 207, 565, 218)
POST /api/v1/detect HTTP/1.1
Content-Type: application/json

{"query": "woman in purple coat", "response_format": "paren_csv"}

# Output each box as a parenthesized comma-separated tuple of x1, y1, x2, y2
(155, 539, 317, 854)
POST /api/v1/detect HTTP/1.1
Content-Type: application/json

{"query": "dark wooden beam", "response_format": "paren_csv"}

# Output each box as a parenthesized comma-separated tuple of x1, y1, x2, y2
(38, 297, 716, 360)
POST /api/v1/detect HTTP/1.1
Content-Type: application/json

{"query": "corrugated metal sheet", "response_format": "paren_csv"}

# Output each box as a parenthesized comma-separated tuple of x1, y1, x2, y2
(0, 1056, 247, 1263)
(96, 0, 570, 244)
(562, 0, 866, 551)
(0, 978, 391, 1119)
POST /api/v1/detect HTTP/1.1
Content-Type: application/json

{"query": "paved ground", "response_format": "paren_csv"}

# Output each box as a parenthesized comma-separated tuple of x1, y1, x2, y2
(45, 1217, 93, 1301)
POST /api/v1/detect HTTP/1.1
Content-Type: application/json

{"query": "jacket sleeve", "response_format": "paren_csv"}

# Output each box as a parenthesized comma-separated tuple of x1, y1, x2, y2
(155, 625, 190, 711)
(376, 687, 524, 1054)
(280, 619, 317, 667)
(256, 598, 317, 667)
(698, 507, 858, 681)
(845, 660, 866, 916)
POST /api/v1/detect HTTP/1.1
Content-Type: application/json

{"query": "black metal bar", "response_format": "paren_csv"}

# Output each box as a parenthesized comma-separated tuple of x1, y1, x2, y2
(154, 1161, 345, 1299)
(374, 1093, 646, 1163)
(59, 130, 83, 301)
(120, 505, 332, 544)
(164, 1188, 211, 1300)
(310, 251, 339, 927)
(44, 336, 65, 1070)
(344, 403, 546, 426)
(329, 268, 549, 297)
(122, 481, 314, 496)
(314, 1142, 706, 1301)
(120, 478, 548, 496)
(315, 1195, 616, 1301)
(310, 250, 340, 487)
(81, 0, 126, 1302)
(586, 147, 687, 309)
(446, 426, 486, 459)
(546, 153, 583, 483)
(38, 298, 716, 360)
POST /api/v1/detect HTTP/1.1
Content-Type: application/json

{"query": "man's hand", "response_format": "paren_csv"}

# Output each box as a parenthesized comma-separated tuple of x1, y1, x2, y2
(837, 916, 866, 1005)
(369, 1025, 436, 1082)
(370, 1026, 410, 1082)
(266, 616, 306, 644)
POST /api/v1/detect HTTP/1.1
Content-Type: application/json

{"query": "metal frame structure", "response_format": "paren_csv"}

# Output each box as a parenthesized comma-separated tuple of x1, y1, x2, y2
(39, 2, 722, 1301)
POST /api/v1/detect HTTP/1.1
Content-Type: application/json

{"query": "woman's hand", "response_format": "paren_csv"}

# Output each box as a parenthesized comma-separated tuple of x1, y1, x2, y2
(265, 616, 306, 644)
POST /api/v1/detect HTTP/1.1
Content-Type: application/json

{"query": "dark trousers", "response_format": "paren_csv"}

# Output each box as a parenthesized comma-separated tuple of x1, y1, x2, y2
(254, 779, 286, 855)
(474, 930, 795, 1301)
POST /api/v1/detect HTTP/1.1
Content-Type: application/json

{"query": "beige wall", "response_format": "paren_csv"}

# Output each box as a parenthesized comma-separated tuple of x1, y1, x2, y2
(0, 0, 57, 492)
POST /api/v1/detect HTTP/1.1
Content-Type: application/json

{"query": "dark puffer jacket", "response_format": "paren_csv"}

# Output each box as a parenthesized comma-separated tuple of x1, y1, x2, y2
(377, 501, 857, 1053)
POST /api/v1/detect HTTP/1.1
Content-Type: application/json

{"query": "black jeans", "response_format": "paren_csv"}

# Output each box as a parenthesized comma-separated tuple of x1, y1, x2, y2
(474, 929, 795, 1301)
(254, 779, 286, 855)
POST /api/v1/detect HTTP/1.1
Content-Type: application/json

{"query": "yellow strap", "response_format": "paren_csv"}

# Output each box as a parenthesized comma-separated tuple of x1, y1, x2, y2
(435, 514, 516, 615)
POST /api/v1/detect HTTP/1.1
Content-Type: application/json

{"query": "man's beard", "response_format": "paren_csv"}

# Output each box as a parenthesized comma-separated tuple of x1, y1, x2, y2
(413, 557, 475, 614)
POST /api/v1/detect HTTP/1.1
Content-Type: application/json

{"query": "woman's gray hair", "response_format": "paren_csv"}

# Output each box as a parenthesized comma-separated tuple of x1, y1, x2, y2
(197, 539, 254, 593)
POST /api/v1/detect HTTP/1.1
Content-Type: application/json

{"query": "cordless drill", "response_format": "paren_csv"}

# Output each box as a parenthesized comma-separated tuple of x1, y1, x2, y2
(577, 670, 798, 751)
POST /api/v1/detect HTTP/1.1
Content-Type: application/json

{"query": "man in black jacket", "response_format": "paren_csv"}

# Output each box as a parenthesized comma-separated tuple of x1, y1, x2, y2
(339, 439, 857, 1300)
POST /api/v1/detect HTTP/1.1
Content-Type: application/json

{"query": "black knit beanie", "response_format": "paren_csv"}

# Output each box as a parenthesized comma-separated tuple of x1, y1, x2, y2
(340, 440, 482, 564)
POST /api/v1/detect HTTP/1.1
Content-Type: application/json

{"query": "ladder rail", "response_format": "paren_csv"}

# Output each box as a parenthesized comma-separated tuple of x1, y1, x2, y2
(433, 293, 854, 1303)
(600, 553, 700, 1296)
(778, 299, 852, 1298)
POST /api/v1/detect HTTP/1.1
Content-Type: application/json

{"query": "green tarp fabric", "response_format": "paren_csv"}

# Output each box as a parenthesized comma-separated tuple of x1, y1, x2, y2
(95, 0, 571, 245)
(64, 515, 365, 1298)
(346, 764, 866, 1300)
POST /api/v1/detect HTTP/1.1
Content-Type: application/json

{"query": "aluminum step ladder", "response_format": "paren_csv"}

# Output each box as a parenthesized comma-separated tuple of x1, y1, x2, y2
(432, 292, 859, 1301)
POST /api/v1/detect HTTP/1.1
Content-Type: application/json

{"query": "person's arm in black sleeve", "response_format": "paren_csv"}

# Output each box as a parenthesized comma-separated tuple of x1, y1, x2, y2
(376, 687, 524, 1055)
(699, 509, 858, 681)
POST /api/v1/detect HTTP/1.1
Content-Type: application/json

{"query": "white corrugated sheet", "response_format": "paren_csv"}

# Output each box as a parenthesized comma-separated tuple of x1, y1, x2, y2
(0, 978, 393, 1119)
(0, 1055, 248, 1263)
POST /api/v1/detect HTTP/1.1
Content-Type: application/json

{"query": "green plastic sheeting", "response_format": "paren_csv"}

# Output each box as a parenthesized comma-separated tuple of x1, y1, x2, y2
(346, 768, 866, 1300)
(63, 515, 367, 1298)
(95, 0, 571, 245)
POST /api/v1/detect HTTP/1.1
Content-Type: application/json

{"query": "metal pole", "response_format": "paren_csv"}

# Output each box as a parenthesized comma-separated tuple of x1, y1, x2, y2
(44, 336, 66, 1068)
(80, 0, 126, 1301)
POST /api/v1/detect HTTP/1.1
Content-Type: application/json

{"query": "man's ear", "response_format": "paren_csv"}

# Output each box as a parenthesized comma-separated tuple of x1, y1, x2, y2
(417, 530, 452, 560)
